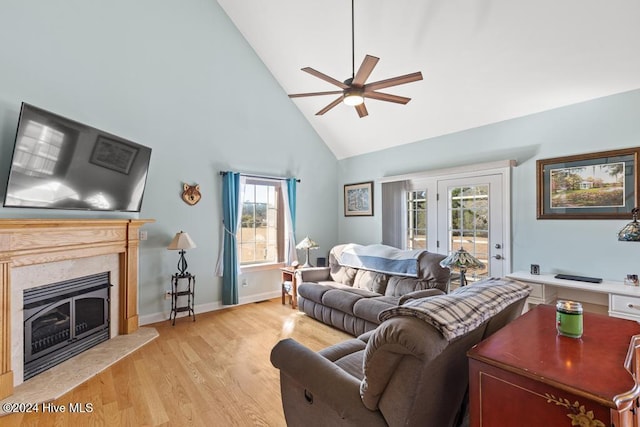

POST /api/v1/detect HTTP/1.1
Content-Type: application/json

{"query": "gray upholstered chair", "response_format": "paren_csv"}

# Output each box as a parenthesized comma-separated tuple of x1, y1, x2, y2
(271, 278, 530, 427)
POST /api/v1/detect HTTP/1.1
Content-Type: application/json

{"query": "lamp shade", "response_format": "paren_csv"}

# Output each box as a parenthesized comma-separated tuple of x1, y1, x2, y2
(439, 248, 484, 271)
(167, 231, 196, 250)
(296, 236, 319, 250)
(618, 208, 640, 242)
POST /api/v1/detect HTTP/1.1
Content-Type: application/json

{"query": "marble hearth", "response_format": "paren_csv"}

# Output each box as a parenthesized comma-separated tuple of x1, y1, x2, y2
(0, 219, 153, 399)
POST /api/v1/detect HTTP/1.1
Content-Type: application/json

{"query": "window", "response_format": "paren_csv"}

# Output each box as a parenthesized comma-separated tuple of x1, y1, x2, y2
(407, 190, 427, 250)
(238, 178, 284, 266)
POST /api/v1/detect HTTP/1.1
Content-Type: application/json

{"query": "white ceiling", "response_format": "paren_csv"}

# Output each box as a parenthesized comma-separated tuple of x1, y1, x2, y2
(216, 0, 640, 160)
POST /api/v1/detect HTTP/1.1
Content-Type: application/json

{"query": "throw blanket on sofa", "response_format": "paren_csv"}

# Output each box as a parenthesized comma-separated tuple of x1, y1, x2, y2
(378, 278, 531, 340)
(339, 244, 424, 277)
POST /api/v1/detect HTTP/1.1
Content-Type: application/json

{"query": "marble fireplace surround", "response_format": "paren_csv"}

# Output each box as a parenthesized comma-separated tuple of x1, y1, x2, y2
(0, 218, 153, 400)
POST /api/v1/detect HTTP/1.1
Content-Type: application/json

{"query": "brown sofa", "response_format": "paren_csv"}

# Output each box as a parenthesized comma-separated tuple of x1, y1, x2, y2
(271, 278, 531, 427)
(296, 244, 451, 336)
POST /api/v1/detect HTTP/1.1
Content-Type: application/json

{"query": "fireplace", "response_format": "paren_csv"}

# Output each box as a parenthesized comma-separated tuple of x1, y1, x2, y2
(0, 218, 152, 399)
(23, 272, 111, 380)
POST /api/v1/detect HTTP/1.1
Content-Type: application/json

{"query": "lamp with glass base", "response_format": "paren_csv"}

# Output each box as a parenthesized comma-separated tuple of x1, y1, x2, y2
(618, 208, 640, 242)
(439, 247, 484, 287)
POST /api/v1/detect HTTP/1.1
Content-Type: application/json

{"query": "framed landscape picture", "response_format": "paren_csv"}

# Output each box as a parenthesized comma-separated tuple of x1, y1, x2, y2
(536, 147, 640, 219)
(344, 181, 374, 216)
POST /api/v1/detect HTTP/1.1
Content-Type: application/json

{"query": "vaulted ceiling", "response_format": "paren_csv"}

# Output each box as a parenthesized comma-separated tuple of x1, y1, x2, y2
(216, 0, 640, 160)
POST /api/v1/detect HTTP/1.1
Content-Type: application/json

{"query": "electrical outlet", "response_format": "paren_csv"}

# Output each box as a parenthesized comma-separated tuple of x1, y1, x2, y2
(242, 279, 249, 287)
(139, 230, 148, 240)
(164, 290, 172, 300)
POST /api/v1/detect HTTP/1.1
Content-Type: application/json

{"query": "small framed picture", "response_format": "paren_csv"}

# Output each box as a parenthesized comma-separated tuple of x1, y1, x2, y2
(344, 181, 374, 217)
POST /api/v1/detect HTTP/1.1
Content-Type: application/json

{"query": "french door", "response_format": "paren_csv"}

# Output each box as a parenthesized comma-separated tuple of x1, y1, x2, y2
(437, 174, 507, 282)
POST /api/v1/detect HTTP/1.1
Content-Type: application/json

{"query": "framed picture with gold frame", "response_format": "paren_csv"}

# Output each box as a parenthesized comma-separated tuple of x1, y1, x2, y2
(536, 147, 640, 219)
(344, 181, 374, 216)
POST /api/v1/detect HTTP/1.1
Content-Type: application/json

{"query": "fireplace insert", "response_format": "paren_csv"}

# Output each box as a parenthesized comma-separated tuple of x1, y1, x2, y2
(23, 272, 111, 380)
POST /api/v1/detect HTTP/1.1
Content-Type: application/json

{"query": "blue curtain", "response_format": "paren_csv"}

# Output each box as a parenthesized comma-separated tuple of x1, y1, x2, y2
(287, 178, 297, 236)
(283, 178, 298, 264)
(221, 172, 241, 305)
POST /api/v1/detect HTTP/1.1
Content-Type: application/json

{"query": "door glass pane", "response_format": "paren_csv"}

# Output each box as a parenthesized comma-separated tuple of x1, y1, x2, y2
(448, 184, 489, 283)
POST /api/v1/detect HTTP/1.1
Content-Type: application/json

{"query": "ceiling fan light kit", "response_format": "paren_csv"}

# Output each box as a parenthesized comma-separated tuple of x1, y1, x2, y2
(343, 90, 364, 106)
(288, 0, 422, 118)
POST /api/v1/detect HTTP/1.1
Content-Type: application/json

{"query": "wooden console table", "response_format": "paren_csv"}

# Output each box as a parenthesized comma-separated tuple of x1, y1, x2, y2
(507, 271, 640, 321)
(468, 305, 640, 427)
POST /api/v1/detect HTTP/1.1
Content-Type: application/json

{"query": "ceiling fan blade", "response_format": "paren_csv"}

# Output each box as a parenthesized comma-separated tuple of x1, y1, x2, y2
(316, 96, 344, 115)
(364, 91, 411, 105)
(352, 55, 379, 86)
(364, 71, 423, 92)
(355, 103, 368, 118)
(289, 90, 343, 98)
(302, 67, 349, 89)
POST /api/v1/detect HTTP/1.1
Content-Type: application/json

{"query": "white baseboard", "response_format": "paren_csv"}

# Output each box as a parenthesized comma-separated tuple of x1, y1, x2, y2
(139, 290, 281, 326)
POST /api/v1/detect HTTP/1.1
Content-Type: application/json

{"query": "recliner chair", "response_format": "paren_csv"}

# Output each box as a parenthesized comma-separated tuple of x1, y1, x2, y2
(271, 278, 530, 426)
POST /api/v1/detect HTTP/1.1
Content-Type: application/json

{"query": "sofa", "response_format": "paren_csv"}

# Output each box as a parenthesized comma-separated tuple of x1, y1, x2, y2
(271, 278, 531, 427)
(296, 244, 451, 336)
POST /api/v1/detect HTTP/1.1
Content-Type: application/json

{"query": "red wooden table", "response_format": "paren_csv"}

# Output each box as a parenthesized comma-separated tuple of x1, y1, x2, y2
(468, 304, 640, 427)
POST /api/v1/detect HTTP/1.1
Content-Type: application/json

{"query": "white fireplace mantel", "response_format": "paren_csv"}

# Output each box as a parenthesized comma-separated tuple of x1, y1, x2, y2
(0, 218, 153, 399)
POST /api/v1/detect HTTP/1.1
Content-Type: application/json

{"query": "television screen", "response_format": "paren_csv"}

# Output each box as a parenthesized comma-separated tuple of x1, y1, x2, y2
(3, 103, 152, 212)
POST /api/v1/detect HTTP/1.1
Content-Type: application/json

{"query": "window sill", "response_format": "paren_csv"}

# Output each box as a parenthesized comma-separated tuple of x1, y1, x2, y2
(240, 262, 286, 274)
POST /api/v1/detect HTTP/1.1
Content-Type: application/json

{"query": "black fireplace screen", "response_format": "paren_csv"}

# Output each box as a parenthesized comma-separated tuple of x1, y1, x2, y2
(24, 272, 111, 380)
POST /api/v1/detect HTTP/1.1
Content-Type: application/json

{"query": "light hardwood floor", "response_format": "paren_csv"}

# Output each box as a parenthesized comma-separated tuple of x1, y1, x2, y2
(3, 299, 351, 427)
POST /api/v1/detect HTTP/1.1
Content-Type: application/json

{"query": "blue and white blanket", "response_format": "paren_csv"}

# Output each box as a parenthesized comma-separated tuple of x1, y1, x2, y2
(339, 244, 424, 278)
(378, 278, 531, 340)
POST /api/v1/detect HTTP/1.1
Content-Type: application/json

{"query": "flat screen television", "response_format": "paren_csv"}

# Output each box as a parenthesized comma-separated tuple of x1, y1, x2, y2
(3, 103, 152, 212)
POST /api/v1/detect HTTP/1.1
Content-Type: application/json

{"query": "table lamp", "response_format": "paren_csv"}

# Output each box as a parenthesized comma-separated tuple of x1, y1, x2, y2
(167, 231, 196, 276)
(439, 247, 484, 286)
(296, 236, 319, 268)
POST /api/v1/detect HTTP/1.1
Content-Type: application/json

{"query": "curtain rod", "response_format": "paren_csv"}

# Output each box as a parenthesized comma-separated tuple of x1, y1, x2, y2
(219, 171, 300, 183)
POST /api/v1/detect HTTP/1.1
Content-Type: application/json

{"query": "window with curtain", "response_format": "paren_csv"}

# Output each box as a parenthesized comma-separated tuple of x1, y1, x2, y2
(238, 178, 284, 266)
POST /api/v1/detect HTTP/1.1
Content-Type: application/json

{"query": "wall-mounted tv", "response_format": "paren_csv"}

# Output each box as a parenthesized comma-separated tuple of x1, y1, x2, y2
(3, 103, 152, 212)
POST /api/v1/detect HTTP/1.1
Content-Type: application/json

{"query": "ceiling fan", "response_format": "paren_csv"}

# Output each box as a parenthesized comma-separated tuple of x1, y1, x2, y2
(288, 0, 423, 118)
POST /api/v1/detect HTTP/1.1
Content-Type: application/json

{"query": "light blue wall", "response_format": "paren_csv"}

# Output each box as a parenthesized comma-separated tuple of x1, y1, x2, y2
(338, 89, 640, 281)
(0, 1, 338, 318)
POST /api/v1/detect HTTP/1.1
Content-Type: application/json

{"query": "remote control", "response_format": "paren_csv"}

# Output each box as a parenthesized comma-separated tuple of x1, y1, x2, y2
(554, 274, 602, 283)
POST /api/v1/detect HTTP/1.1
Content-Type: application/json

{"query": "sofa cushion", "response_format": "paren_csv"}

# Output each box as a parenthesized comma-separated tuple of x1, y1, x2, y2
(353, 269, 389, 294)
(353, 296, 399, 324)
(385, 276, 433, 297)
(333, 350, 366, 381)
(322, 288, 378, 315)
(416, 252, 450, 290)
(297, 283, 333, 304)
(330, 264, 358, 285)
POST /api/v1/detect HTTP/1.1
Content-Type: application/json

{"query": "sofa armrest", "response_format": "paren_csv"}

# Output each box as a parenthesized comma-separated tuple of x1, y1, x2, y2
(296, 267, 331, 282)
(271, 338, 364, 410)
(398, 288, 446, 305)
